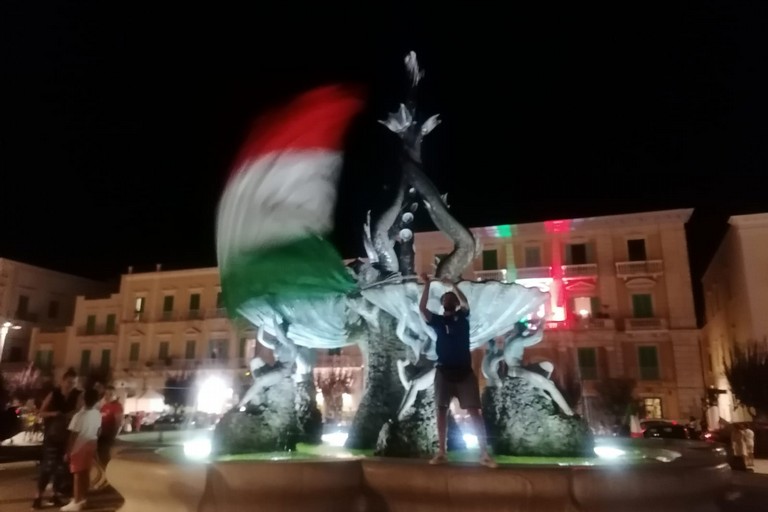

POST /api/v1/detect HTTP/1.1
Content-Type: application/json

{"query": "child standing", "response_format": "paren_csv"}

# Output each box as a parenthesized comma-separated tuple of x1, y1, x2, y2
(62, 388, 101, 512)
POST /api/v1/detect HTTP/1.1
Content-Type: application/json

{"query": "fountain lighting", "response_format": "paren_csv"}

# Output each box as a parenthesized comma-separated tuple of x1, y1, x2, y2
(321, 431, 349, 447)
(593, 446, 626, 459)
(184, 437, 212, 460)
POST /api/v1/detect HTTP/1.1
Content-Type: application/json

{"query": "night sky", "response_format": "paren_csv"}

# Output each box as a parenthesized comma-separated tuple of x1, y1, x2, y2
(1, 4, 767, 322)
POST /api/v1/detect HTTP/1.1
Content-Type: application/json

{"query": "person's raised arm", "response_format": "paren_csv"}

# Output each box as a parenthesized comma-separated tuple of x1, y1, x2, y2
(38, 392, 58, 419)
(418, 273, 433, 323)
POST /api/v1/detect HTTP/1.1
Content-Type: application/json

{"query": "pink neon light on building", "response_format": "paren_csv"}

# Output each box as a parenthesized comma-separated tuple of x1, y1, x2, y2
(544, 220, 572, 326)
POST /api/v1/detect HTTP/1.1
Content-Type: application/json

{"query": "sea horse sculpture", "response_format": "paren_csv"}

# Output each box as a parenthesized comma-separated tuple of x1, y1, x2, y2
(482, 319, 574, 416)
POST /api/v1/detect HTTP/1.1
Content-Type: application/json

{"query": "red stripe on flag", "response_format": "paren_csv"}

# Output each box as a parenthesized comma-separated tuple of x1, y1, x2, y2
(230, 84, 366, 176)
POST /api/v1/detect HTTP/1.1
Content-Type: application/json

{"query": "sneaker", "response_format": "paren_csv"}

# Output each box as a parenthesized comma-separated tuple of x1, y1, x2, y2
(429, 453, 448, 465)
(60, 499, 85, 511)
(479, 452, 498, 469)
(31, 498, 43, 510)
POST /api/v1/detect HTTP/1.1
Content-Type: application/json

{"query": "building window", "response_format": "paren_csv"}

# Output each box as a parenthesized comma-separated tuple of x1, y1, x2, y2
(524, 246, 541, 267)
(129, 342, 140, 362)
(573, 296, 600, 318)
(482, 250, 498, 270)
(35, 350, 53, 370)
(566, 243, 588, 265)
(627, 239, 647, 261)
(80, 349, 92, 374)
(105, 314, 116, 334)
(48, 300, 59, 319)
(216, 292, 224, 309)
(209, 340, 228, 359)
(86, 315, 96, 335)
(17, 295, 29, 318)
(185, 340, 196, 360)
(100, 349, 111, 372)
(328, 348, 342, 356)
(134, 296, 145, 313)
(638, 346, 660, 380)
(238, 338, 247, 359)
(577, 347, 598, 380)
(189, 293, 201, 311)
(162, 296, 174, 320)
(631, 294, 654, 318)
(642, 397, 663, 419)
(158, 341, 170, 360)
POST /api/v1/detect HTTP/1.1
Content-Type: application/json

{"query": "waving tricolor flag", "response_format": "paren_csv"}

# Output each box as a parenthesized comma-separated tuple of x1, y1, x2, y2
(216, 85, 365, 314)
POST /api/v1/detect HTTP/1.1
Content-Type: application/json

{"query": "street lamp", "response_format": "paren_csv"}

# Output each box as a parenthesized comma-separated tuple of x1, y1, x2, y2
(0, 321, 21, 363)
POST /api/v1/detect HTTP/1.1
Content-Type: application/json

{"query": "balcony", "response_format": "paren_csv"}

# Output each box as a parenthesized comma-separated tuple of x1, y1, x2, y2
(616, 260, 664, 279)
(515, 266, 551, 280)
(625, 318, 668, 332)
(206, 308, 228, 319)
(117, 358, 248, 373)
(473, 269, 507, 282)
(573, 317, 616, 330)
(562, 263, 598, 279)
(77, 327, 118, 336)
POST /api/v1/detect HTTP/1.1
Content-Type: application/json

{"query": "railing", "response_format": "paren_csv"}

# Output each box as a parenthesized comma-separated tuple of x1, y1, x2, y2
(77, 327, 118, 336)
(473, 269, 507, 282)
(615, 260, 664, 278)
(39, 326, 67, 333)
(638, 366, 661, 381)
(116, 358, 248, 372)
(562, 263, 598, 279)
(625, 318, 668, 331)
(123, 308, 229, 323)
(573, 317, 615, 330)
(515, 266, 551, 280)
(206, 308, 228, 319)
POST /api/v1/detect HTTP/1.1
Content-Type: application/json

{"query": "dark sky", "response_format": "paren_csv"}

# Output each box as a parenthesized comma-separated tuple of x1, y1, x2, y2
(1, 4, 767, 321)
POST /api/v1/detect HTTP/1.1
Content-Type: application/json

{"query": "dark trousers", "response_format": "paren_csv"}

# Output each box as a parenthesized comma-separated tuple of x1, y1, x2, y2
(37, 440, 71, 496)
(97, 437, 114, 467)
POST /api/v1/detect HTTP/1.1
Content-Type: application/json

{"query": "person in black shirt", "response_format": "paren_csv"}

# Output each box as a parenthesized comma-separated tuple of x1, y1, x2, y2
(419, 275, 496, 468)
(33, 368, 81, 509)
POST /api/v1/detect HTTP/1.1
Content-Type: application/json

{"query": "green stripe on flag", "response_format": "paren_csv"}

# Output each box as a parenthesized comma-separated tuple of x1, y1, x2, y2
(222, 235, 357, 315)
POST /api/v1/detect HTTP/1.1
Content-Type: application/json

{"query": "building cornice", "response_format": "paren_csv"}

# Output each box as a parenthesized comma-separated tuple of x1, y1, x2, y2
(415, 208, 694, 241)
(729, 213, 768, 229)
(123, 267, 220, 280)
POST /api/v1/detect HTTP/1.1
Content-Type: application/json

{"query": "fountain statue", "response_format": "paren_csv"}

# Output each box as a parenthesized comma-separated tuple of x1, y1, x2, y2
(213, 51, 592, 458)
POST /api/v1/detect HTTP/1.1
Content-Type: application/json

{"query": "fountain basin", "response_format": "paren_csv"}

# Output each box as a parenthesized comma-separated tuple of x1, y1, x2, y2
(108, 435, 731, 512)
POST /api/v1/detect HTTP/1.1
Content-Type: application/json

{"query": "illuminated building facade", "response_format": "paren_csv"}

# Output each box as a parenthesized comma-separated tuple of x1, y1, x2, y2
(702, 213, 768, 422)
(414, 209, 703, 423)
(28, 209, 703, 423)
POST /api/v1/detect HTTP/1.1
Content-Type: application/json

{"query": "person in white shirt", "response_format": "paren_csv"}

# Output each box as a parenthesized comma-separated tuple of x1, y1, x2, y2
(62, 388, 101, 512)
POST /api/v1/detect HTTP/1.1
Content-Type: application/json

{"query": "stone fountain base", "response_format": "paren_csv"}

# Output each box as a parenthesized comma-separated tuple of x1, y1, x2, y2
(108, 438, 732, 512)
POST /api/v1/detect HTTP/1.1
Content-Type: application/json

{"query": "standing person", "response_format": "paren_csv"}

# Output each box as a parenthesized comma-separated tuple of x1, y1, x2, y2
(62, 388, 102, 512)
(98, 385, 123, 468)
(418, 274, 497, 468)
(33, 368, 82, 509)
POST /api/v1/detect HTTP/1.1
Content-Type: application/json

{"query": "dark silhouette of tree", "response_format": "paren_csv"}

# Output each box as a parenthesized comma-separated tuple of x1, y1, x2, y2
(163, 373, 195, 414)
(595, 377, 638, 425)
(8, 363, 51, 405)
(725, 339, 768, 419)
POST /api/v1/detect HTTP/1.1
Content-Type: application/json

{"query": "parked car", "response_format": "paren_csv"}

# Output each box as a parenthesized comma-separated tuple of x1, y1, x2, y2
(640, 419, 689, 440)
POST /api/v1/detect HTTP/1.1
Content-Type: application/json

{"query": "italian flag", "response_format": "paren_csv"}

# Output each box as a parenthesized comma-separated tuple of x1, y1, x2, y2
(216, 85, 365, 315)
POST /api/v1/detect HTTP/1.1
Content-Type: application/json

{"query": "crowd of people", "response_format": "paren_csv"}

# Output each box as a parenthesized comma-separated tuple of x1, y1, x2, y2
(31, 368, 124, 511)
